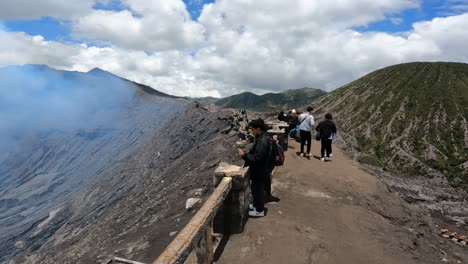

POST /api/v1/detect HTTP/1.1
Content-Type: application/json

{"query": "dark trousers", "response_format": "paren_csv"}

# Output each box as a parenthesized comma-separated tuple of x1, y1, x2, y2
(300, 130, 311, 154)
(321, 138, 332, 157)
(251, 179, 265, 212)
(265, 171, 272, 197)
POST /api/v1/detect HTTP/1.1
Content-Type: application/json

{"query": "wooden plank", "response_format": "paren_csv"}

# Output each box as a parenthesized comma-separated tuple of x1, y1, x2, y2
(195, 223, 214, 264)
(205, 224, 214, 263)
(153, 177, 232, 264)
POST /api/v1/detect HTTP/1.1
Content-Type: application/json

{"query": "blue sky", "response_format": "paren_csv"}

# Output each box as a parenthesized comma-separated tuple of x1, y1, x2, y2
(3, 18, 70, 41)
(355, 0, 468, 32)
(1, 0, 467, 97)
(184, 0, 215, 20)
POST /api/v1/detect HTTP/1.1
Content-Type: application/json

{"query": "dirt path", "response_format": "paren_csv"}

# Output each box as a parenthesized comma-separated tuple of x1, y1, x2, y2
(217, 140, 467, 263)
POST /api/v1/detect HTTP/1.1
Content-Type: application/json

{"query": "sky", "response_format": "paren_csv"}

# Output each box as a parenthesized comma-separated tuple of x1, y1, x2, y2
(0, 0, 468, 98)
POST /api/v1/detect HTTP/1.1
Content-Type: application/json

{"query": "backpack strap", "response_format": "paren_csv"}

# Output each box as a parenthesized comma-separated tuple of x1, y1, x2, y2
(300, 114, 310, 124)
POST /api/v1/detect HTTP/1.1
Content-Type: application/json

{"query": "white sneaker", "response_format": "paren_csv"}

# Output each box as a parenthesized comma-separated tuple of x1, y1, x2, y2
(329, 153, 333, 157)
(306, 153, 312, 157)
(249, 204, 255, 211)
(320, 157, 325, 161)
(248, 210, 265, 217)
(325, 157, 331, 161)
(299, 153, 305, 157)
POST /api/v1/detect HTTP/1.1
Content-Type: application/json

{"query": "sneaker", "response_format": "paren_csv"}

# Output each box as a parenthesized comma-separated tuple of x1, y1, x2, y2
(249, 204, 255, 211)
(306, 153, 312, 157)
(299, 153, 305, 157)
(325, 157, 331, 161)
(266, 195, 281, 203)
(249, 210, 265, 217)
(320, 157, 325, 161)
(329, 153, 333, 157)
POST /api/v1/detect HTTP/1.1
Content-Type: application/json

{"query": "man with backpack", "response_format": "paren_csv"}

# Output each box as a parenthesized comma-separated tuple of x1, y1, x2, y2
(298, 106, 315, 157)
(236, 119, 271, 217)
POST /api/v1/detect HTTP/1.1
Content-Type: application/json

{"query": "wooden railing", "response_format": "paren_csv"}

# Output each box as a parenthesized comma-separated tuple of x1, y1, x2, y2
(153, 177, 232, 264)
(154, 163, 250, 264)
(111, 163, 251, 264)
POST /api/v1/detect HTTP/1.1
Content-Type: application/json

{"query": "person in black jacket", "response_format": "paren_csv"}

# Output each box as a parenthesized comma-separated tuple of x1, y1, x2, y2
(285, 109, 298, 131)
(237, 119, 271, 217)
(315, 113, 337, 161)
(277, 110, 286, 121)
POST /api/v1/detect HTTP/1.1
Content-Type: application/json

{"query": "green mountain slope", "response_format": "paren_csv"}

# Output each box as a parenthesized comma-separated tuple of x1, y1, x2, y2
(314, 62, 468, 186)
(215, 87, 327, 111)
(191, 96, 219, 103)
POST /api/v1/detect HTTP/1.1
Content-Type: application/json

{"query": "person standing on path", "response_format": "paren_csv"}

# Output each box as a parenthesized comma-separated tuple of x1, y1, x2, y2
(277, 110, 286, 122)
(316, 113, 337, 161)
(298, 106, 315, 157)
(237, 119, 271, 217)
(285, 109, 299, 132)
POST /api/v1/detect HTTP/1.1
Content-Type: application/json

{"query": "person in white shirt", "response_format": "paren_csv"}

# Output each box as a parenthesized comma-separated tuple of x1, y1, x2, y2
(298, 106, 315, 157)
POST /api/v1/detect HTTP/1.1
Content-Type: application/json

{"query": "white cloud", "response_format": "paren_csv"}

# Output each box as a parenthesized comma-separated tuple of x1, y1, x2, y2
(0, 0, 96, 20)
(72, 0, 205, 51)
(411, 14, 468, 61)
(1, 1, 468, 98)
(0, 31, 78, 67)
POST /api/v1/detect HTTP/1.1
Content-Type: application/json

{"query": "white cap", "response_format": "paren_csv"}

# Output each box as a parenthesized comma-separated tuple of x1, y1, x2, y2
(291, 109, 296, 114)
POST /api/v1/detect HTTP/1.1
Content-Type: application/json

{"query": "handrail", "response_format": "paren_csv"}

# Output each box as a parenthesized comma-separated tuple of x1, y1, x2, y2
(153, 177, 233, 264)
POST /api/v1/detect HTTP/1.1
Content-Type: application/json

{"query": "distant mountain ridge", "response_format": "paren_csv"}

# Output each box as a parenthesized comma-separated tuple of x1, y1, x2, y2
(202, 87, 327, 111)
(190, 96, 219, 103)
(2, 64, 179, 98)
(313, 62, 468, 186)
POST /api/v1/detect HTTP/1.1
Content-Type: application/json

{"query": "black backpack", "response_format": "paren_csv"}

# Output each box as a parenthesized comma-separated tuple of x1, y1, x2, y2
(270, 139, 285, 167)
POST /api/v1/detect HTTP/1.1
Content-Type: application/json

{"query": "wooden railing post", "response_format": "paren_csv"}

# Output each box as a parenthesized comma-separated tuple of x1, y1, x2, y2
(153, 163, 250, 264)
(195, 222, 214, 263)
(153, 177, 231, 264)
(213, 164, 251, 234)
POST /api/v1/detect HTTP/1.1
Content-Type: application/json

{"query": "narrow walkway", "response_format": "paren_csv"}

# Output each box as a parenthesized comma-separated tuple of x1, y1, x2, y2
(217, 140, 444, 263)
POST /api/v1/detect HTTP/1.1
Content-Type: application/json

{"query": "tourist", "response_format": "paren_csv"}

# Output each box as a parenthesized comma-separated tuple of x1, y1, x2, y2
(315, 113, 337, 161)
(236, 119, 270, 217)
(285, 109, 299, 132)
(277, 110, 286, 121)
(298, 106, 315, 157)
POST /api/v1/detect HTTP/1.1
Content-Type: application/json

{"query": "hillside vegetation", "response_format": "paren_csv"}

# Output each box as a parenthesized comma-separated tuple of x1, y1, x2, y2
(314, 62, 468, 186)
(214, 87, 326, 111)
